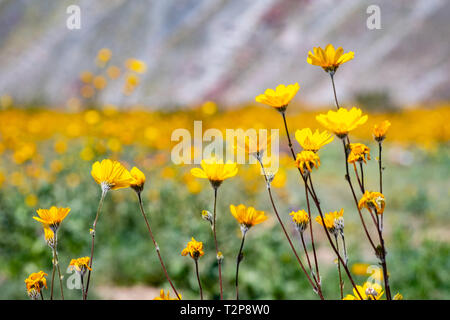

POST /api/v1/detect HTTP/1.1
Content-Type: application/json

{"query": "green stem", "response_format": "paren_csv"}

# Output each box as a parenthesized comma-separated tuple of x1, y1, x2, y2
(235, 233, 246, 300)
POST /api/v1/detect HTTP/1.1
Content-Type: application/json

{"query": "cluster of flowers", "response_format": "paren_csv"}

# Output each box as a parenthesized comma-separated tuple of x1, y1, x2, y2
(24, 44, 403, 301)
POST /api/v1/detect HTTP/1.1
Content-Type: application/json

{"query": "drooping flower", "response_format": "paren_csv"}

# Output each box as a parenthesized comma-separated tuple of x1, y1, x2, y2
(130, 166, 146, 193)
(190, 157, 238, 189)
(373, 120, 391, 142)
(342, 281, 384, 300)
(33, 206, 70, 232)
(230, 204, 267, 234)
(307, 44, 354, 73)
(43, 225, 55, 248)
(347, 143, 371, 164)
(358, 191, 385, 215)
(255, 83, 300, 112)
(315, 209, 344, 236)
(316, 107, 368, 139)
(25, 271, 48, 299)
(181, 237, 205, 260)
(290, 210, 310, 233)
(295, 128, 334, 152)
(69, 257, 92, 276)
(153, 289, 180, 300)
(91, 159, 134, 192)
(295, 151, 320, 176)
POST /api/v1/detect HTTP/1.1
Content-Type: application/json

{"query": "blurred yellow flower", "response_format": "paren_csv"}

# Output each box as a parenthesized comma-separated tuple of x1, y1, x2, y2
(97, 48, 112, 64)
(54, 140, 67, 154)
(91, 159, 134, 191)
(80, 71, 93, 83)
(347, 143, 371, 164)
(295, 150, 320, 175)
(255, 83, 300, 112)
(290, 210, 309, 233)
(191, 157, 238, 189)
(80, 147, 95, 161)
(125, 58, 147, 73)
(80, 85, 95, 98)
(373, 120, 391, 142)
(230, 204, 267, 232)
(351, 263, 370, 276)
(93, 75, 107, 90)
(33, 206, 70, 232)
(295, 128, 334, 152)
(25, 194, 38, 207)
(235, 132, 272, 158)
(201, 101, 217, 115)
(84, 110, 101, 125)
(393, 293, 403, 300)
(316, 107, 368, 138)
(307, 44, 354, 73)
(181, 237, 204, 259)
(130, 166, 146, 192)
(106, 65, 121, 79)
(153, 289, 180, 300)
(343, 281, 384, 300)
(358, 191, 385, 215)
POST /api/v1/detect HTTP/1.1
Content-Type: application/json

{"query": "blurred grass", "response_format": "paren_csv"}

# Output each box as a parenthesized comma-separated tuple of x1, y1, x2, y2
(0, 129, 448, 299)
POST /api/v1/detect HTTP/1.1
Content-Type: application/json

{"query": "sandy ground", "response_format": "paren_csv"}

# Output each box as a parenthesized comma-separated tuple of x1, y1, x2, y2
(95, 285, 161, 300)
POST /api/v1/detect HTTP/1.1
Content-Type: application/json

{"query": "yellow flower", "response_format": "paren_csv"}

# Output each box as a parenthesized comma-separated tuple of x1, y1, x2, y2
(255, 83, 300, 112)
(373, 120, 391, 142)
(125, 58, 147, 73)
(91, 159, 134, 191)
(230, 204, 267, 233)
(93, 75, 107, 90)
(130, 166, 146, 193)
(97, 48, 112, 64)
(153, 289, 180, 300)
(307, 44, 354, 73)
(295, 151, 320, 175)
(106, 65, 121, 79)
(290, 210, 309, 233)
(33, 206, 70, 232)
(25, 271, 48, 298)
(43, 225, 55, 248)
(393, 292, 403, 300)
(80, 71, 93, 83)
(342, 281, 384, 300)
(315, 209, 344, 235)
(235, 132, 272, 158)
(351, 263, 370, 276)
(295, 128, 334, 152)
(181, 237, 205, 259)
(316, 107, 368, 138)
(347, 143, 371, 164)
(69, 257, 92, 275)
(358, 191, 385, 215)
(190, 157, 238, 189)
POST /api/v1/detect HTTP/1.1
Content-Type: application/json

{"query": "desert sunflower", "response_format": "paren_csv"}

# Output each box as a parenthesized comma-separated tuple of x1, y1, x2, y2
(295, 128, 334, 152)
(307, 44, 354, 73)
(255, 83, 300, 112)
(316, 107, 368, 139)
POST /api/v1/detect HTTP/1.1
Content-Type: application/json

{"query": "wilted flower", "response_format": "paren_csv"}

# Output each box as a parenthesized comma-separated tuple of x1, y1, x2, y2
(33, 206, 70, 232)
(343, 281, 384, 300)
(255, 83, 300, 112)
(91, 159, 134, 192)
(316, 107, 368, 139)
(290, 210, 309, 233)
(295, 151, 320, 176)
(181, 237, 205, 260)
(230, 204, 267, 235)
(373, 120, 391, 142)
(25, 271, 47, 299)
(190, 157, 238, 189)
(347, 143, 371, 164)
(295, 128, 334, 152)
(359, 191, 385, 215)
(307, 44, 354, 73)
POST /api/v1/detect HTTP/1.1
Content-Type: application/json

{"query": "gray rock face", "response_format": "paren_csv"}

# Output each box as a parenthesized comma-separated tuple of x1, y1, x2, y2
(0, 0, 449, 109)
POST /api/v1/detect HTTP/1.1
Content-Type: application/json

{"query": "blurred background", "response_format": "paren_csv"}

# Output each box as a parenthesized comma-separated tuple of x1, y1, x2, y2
(0, 0, 449, 299)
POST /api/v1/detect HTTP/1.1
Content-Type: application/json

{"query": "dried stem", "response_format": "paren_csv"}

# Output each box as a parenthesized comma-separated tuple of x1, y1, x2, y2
(334, 234, 344, 299)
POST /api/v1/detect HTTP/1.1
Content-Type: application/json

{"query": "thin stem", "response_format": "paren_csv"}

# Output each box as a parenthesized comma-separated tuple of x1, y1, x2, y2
(281, 111, 297, 160)
(235, 233, 246, 300)
(80, 274, 85, 300)
(352, 162, 364, 194)
(40, 291, 44, 300)
(257, 159, 324, 300)
(378, 142, 384, 231)
(359, 162, 365, 193)
(84, 188, 107, 299)
(373, 211, 392, 300)
(136, 192, 181, 299)
(52, 233, 64, 300)
(304, 178, 321, 285)
(307, 175, 363, 300)
(330, 73, 340, 110)
(194, 259, 203, 300)
(54, 248, 64, 300)
(50, 252, 55, 300)
(212, 187, 223, 300)
(300, 233, 313, 272)
(335, 234, 344, 299)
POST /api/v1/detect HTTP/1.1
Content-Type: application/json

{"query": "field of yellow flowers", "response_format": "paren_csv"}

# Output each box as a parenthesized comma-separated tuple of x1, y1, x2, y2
(0, 101, 449, 299)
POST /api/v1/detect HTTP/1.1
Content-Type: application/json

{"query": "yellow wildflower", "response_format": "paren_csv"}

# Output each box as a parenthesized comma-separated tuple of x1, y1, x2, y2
(97, 48, 112, 64)
(343, 281, 384, 300)
(315, 209, 344, 235)
(181, 237, 204, 260)
(295, 151, 320, 175)
(80, 71, 93, 83)
(316, 107, 368, 139)
(69, 257, 92, 275)
(255, 83, 300, 112)
(347, 143, 371, 164)
(153, 289, 180, 300)
(130, 166, 146, 193)
(93, 75, 107, 90)
(373, 120, 391, 142)
(290, 210, 309, 233)
(91, 159, 134, 191)
(307, 44, 354, 73)
(358, 191, 385, 215)
(25, 271, 48, 299)
(43, 225, 55, 248)
(351, 263, 370, 276)
(106, 65, 121, 79)
(33, 206, 70, 232)
(295, 128, 334, 152)
(393, 293, 403, 300)
(235, 132, 272, 158)
(230, 204, 267, 234)
(125, 58, 147, 73)
(190, 157, 238, 189)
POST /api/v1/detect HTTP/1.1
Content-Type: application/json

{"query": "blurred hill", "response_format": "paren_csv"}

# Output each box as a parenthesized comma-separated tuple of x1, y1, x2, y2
(0, 0, 449, 109)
